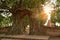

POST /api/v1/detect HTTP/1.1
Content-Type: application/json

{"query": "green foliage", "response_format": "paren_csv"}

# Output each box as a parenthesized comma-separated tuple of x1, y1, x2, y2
(0, 0, 60, 27)
(52, 11, 60, 23)
(0, 0, 19, 8)
(21, 0, 45, 9)
(5, 0, 18, 8)
(23, 15, 30, 25)
(51, 0, 60, 23)
(0, 0, 45, 10)
(0, 11, 13, 28)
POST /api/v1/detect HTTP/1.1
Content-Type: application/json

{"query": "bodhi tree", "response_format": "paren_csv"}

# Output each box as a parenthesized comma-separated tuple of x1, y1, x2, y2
(0, 0, 60, 35)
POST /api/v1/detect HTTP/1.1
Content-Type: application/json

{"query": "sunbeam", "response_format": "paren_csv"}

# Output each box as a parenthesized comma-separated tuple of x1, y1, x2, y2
(43, 0, 56, 26)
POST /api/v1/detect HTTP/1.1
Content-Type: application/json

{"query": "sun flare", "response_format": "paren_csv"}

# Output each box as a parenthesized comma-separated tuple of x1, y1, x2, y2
(43, 3, 54, 26)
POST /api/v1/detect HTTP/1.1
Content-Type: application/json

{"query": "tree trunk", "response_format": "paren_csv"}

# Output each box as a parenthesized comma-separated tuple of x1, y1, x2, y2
(8, 8, 32, 35)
